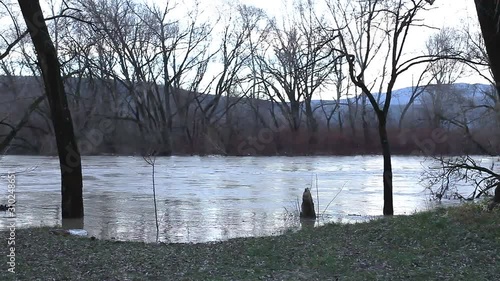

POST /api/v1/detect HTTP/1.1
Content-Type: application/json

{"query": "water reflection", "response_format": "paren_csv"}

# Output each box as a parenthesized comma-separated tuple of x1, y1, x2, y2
(0, 155, 468, 243)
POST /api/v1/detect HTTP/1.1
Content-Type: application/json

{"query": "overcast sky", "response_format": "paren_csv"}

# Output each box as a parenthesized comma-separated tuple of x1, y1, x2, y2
(35, 0, 489, 91)
(204, 0, 487, 91)
(234, 0, 487, 89)
(239, 0, 477, 26)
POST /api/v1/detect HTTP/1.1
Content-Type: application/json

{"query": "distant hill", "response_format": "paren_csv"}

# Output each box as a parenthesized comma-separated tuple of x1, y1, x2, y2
(311, 83, 497, 127)
(1, 75, 498, 155)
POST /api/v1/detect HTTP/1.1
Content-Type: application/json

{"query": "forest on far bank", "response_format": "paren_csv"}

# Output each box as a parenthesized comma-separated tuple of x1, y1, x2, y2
(1, 76, 497, 156)
(1, 0, 499, 157)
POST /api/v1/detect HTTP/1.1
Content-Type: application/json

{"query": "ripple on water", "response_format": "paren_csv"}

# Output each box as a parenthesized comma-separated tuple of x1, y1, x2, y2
(0, 155, 477, 243)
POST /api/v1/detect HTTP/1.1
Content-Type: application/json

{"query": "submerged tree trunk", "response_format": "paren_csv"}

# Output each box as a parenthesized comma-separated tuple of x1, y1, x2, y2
(300, 188, 316, 219)
(378, 113, 394, 215)
(18, 0, 84, 218)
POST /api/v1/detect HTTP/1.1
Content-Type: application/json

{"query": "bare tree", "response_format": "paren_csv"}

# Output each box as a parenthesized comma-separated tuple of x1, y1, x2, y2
(423, 3, 500, 203)
(193, 4, 267, 154)
(416, 28, 467, 130)
(316, 56, 352, 134)
(419, 26, 499, 155)
(426, 27, 467, 85)
(255, 0, 338, 149)
(425, 4, 500, 200)
(396, 70, 431, 130)
(67, 0, 215, 154)
(0, 1, 28, 61)
(18, 0, 83, 218)
(424, 155, 499, 201)
(328, 0, 438, 215)
(0, 1, 43, 153)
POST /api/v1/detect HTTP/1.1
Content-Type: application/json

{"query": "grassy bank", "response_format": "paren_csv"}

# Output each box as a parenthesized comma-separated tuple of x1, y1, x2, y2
(2, 203, 499, 280)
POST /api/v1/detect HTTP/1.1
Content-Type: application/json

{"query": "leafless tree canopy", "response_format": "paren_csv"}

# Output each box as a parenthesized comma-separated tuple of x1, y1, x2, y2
(0, 0, 498, 160)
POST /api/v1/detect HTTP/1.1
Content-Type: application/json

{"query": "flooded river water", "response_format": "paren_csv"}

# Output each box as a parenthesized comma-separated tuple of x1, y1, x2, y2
(0, 155, 468, 243)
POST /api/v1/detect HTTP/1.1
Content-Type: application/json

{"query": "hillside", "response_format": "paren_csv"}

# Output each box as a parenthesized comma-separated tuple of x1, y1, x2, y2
(0, 76, 498, 155)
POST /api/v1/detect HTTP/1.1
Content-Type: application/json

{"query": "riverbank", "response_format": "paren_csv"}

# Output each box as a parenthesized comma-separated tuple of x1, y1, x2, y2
(1, 203, 499, 280)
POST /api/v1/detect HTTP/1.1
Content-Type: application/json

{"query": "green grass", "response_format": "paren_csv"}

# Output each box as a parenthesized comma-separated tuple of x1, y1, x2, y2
(1, 203, 500, 280)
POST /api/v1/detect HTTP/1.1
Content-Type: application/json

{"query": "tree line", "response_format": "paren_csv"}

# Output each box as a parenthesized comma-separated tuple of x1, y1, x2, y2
(0, 0, 498, 217)
(1, 0, 498, 156)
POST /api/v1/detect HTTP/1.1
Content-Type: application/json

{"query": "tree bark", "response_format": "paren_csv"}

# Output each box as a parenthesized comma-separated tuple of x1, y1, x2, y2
(18, 0, 84, 218)
(474, 0, 500, 96)
(305, 98, 318, 147)
(378, 113, 394, 215)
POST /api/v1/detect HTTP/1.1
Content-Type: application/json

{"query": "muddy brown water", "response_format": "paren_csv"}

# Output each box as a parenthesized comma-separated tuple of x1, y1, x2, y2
(0, 155, 479, 243)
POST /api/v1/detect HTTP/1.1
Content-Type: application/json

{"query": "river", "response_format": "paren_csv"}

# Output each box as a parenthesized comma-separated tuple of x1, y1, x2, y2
(0, 155, 467, 243)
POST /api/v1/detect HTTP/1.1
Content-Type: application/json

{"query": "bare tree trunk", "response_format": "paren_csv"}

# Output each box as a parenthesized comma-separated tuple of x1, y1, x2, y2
(328, 0, 434, 216)
(290, 102, 301, 133)
(361, 95, 370, 146)
(474, 0, 500, 96)
(18, 0, 84, 218)
(378, 113, 393, 215)
(338, 110, 343, 134)
(347, 98, 357, 138)
(305, 98, 318, 147)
